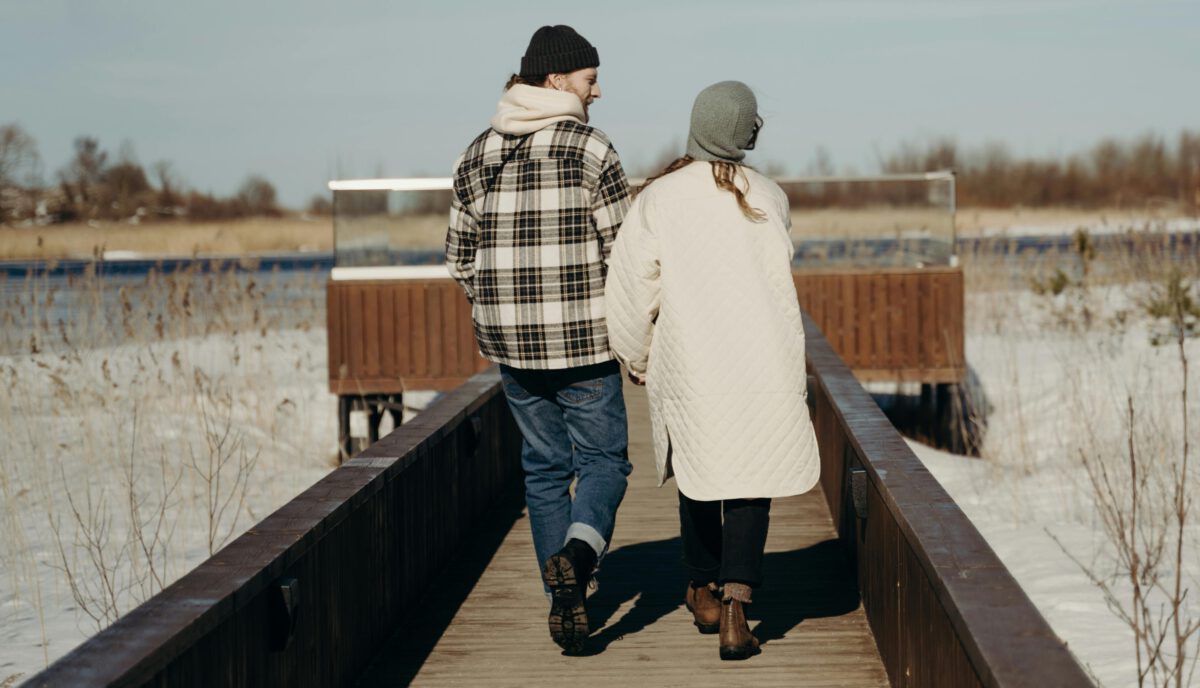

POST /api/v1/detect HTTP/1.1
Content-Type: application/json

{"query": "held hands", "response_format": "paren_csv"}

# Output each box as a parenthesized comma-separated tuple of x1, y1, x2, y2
(627, 370, 646, 386)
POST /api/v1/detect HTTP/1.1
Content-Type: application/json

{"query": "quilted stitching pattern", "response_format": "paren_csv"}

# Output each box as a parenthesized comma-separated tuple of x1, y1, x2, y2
(606, 162, 820, 500)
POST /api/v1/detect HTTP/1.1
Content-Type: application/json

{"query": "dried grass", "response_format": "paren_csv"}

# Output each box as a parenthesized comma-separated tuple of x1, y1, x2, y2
(0, 263, 331, 671)
(0, 218, 331, 261)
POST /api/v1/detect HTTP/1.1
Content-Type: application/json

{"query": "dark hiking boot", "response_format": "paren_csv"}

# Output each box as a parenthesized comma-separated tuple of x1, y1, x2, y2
(542, 538, 596, 654)
(685, 582, 721, 634)
(718, 598, 761, 660)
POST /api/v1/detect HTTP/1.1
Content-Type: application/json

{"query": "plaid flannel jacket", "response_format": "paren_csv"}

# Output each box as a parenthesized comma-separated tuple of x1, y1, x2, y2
(446, 120, 632, 369)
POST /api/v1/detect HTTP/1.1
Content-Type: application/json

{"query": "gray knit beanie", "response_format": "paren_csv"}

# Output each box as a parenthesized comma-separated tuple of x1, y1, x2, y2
(686, 81, 760, 163)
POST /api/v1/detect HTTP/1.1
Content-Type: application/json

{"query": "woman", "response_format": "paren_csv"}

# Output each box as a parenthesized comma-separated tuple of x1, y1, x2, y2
(605, 81, 820, 660)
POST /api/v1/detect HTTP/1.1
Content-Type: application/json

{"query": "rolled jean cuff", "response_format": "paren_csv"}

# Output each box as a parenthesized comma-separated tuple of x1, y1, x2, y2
(566, 522, 607, 559)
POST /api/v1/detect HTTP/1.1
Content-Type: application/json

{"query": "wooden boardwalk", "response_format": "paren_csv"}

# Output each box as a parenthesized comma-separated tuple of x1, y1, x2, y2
(358, 382, 888, 687)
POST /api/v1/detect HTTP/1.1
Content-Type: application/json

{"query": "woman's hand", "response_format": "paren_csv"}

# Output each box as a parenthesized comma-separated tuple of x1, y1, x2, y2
(628, 370, 646, 386)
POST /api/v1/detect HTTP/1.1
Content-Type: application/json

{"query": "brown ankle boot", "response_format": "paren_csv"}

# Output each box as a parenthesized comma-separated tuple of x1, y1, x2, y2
(718, 599, 761, 660)
(684, 582, 721, 634)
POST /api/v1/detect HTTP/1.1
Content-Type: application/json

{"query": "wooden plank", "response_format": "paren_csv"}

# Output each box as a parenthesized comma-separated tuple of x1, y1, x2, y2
(855, 273, 873, 369)
(361, 382, 890, 688)
(916, 272, 933, 366)
(329, 377, 476, 395)
(459, 292, 481, 376)
(850, 368, 965, 384)
(900, 272, 918, 371)
(379, 285, 395, 378)
(839, 273, 856, 362)
(872, 273, 888, 370)
(426, 286, 444, 379)
(948, 270, 965, 370)
(348, 284, 365, 382)
(930, 274, 946, 367)
(886, 273, 904, 372)
(441, 282, 460, 377)
(396, 283, 413, 377)
(411, 286, 429, 378)
(363, 285, 380, 378)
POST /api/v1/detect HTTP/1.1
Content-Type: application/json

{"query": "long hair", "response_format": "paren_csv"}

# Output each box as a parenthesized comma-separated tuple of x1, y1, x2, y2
(640, 156, 766, 222)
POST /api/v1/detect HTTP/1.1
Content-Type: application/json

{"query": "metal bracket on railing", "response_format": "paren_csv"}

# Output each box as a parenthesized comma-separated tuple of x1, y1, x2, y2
(269, 577, 300, 652)
(465, 413, 484, 457)
(850, 467, 869, 520)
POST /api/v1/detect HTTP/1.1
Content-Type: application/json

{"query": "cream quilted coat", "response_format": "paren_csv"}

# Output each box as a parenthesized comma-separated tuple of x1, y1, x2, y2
(605, 161, 820, 501)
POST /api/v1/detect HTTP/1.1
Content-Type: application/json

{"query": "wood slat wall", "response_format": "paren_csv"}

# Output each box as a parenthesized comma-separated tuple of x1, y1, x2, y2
(326, 279, 489, 393)
(794, 267, 965, 383)
(328, 268, 965, 395)
(804, 313, 1091, 687)
(27, 369, 522, 688)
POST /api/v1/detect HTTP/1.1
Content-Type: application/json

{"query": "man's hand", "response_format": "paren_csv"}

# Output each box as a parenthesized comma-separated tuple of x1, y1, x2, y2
(627, 370, 646, 386)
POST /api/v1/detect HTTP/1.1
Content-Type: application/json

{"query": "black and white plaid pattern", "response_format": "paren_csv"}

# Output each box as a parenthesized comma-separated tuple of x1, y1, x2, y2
(447, 121, 631, 370)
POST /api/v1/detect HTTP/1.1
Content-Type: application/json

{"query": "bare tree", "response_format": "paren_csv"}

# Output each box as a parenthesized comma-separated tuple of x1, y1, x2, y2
(306, 193, 332, 216)
(0, 123, 42, 224)
(152, 160, 181, 210)
(0, 123, 41, 188)
(236, 174, 279, 217)
(58, 136, 109, 220)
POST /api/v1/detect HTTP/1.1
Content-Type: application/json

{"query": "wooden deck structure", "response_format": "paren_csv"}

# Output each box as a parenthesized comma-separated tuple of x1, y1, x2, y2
(327, 267, 965, 456)
(793, 267, 963, 383)
(29, 318, 1089, 688)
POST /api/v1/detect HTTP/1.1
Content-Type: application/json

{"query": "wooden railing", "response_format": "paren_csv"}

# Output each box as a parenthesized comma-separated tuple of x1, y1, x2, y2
(804, 312, 1091, 687)
(26, 368, 521, 687)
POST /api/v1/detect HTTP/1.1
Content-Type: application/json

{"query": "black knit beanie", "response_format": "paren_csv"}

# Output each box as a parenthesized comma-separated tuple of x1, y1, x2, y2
(519, 25, 599, 77)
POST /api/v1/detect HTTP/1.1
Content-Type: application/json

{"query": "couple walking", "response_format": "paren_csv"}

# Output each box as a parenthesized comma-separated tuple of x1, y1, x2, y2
(445, 24, 819, 660)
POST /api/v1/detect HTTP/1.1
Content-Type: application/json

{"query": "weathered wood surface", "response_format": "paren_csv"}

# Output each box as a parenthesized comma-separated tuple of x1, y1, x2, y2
(793, 267, 964, 383)
(26, 368, 522, 688)
(327, 279, 489, 394)
(358, 381, 890, 687)
(327, 269, 965, 398)
(804, 313, 1092, 687)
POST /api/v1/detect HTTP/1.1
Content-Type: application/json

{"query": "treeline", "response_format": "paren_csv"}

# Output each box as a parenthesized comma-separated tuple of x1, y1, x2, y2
(0, 124, 324, 226)
(878, 130, 1200, 210)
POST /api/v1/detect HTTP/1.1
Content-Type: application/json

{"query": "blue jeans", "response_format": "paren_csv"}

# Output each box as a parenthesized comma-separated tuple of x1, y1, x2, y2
(499, 360, 631, 581)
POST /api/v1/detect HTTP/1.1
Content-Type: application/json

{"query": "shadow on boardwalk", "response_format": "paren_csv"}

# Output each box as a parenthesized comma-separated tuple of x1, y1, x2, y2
(358, 485, 862, 685)
(583, 537, 861, 654)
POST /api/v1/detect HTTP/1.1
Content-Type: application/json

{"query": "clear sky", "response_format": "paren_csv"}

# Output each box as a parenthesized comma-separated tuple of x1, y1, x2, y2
(2, 0, 1197, 207)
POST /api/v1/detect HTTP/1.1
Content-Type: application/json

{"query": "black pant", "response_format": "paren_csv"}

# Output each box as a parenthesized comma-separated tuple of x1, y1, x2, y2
(678, 491, 771, 588)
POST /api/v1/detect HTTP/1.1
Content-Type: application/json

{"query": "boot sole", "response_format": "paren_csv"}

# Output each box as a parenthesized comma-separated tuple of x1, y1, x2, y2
(684, 600, 720, 634)
(719, 645, 762, 661)
(543, 553, 588, 654)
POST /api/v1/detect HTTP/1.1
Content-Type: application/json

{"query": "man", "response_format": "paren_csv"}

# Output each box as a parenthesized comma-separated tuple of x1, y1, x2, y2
(445, 24, 632, 654)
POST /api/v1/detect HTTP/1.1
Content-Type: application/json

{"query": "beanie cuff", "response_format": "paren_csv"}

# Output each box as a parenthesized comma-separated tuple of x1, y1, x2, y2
(687, 136, 746, 164)
(520, 46, 600, 77)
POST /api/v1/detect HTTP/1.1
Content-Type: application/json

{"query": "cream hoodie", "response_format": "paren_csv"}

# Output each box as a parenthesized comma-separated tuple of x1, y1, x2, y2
(490, 84, 586, 135)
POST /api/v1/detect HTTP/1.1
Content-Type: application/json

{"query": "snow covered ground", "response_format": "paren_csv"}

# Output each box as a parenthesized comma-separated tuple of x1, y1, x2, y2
(0, 270, 436, 683)
(910, 282, 1200, 687)
(0, 328, 340, 681)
